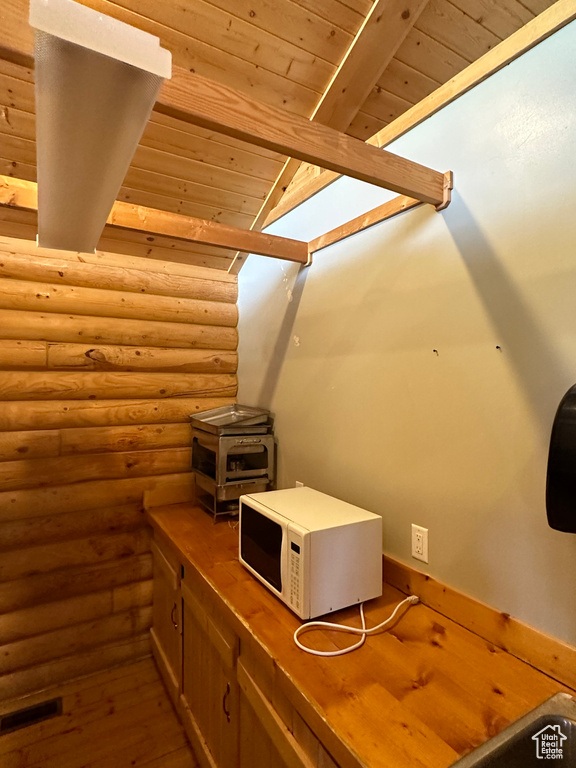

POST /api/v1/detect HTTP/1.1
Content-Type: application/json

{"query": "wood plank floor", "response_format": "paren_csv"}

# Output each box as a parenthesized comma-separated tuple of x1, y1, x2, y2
(0, 657, 199, 768)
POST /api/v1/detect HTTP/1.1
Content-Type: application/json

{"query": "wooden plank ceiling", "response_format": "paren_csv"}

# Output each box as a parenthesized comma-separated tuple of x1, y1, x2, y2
(0, 0, 557, 271)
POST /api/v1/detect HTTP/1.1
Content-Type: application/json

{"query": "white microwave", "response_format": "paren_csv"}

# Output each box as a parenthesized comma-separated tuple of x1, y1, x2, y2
(239, 487, 383, 620)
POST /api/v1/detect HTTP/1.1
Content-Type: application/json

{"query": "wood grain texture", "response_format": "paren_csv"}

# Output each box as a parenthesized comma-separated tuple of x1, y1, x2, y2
(0, 307, 238, 349)
(0, 371, 236, 400)
(0, 233, 239, 284)
(0, 657, 196, 764)
(0, 276, 238, 327)
(0, 634, 152, 701)
(46, 343, 237, 373)
(383, 555, 576, 691)
(0, 243, 238, 303)
(266, 0, 573, 225)
(0, 554, 153, 613)
(149, 504, 574, 768)
(0, 473, 192, 522)
(0, 175, 309, 264)
(158, 67, 446, 206)
(0, 236, 234, 702)
(0, 447, 192, 491)
(0, 397, 235, 431)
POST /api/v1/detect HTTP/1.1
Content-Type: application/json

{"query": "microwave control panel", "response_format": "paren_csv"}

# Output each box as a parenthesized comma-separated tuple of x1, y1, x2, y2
(288, 534, 303, 615)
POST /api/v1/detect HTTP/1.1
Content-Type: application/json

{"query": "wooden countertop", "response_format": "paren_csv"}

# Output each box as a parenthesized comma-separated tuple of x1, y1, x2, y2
(148, 503, 571, 768)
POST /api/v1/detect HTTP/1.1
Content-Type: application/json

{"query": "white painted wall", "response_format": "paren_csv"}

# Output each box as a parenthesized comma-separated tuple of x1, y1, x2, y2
(238, 22, 576, 644)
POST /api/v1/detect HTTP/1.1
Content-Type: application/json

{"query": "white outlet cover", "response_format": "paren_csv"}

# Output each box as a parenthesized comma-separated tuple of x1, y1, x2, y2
(411, 524, 429, 563)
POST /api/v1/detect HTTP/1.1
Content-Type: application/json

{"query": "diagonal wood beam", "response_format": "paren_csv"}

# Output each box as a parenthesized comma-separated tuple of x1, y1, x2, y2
(265, 0, 576, 229)
(230, 0, 430, 273)
(0, 176, 309, 264)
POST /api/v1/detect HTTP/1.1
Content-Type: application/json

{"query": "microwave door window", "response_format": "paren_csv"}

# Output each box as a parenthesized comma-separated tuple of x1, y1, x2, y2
(241, 504, 283, 592)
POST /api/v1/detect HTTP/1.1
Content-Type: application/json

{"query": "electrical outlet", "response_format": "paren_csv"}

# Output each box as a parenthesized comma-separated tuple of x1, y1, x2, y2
(411, 524, 429, 563)
(295, 481, 304, 487)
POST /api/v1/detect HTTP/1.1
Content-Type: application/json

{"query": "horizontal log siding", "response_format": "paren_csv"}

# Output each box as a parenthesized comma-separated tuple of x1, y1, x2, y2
(0, 235, 237, 700)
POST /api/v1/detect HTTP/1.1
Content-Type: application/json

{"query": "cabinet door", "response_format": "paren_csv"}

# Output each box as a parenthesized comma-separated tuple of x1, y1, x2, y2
(181, 580, 239, 768)
(237, 660, 318, 768)
(151, 539, 181, 705)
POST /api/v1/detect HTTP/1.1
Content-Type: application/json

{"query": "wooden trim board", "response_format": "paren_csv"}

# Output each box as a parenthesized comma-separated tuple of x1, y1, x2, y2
(0, 176, 309, 264)
(308, 194, 422, 255)
(384, 555, 576, 692)
(266, 0, 576, 227)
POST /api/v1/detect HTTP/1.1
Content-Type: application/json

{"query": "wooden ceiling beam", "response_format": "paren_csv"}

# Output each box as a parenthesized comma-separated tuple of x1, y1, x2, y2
(230, 0, 430, 273)
(158, 67, 446, 208)
(0, 28, 445, 210)
(0, 177, 309, 264)
(265, 0, 576, 228)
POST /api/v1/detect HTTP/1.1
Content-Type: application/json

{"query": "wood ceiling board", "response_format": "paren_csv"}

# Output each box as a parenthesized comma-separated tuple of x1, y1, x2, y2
(75, 0, 327, 115)
(0, 0, 321, 116)
(172, 0, 358, 64)
(0, 77, 279, 220)
(116, 186, 256, 230)
(0, 140, 262, 225)
(120, 168, 262, 218)
(0, 1, 32, 70)
(0, 56, 33, 85)
(335, 0, 373, 15)
(0, 106, 33, 143)
(520, 0, 557, 13)
(415, 0, 501, 62)
(0, 134, 34, 167)
(140, 122, 284, 181)
(158, 68, 446, 205)
(449, 0, 535, 39)
(0, 106, 36, 143)
(283, 0, 367, 29)
(109, 0, 337, 91)
(394, 28, 471, 83)
(0, 72, 284, 182)
(377, 58, 442, 105)
(131, 145, 271, 201)
(358, 86, 413, 126)
(346, 111, 388, 140)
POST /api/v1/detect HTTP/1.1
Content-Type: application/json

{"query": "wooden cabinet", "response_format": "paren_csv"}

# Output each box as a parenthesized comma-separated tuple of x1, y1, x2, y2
(151, 528, 341, 768)
(150, 538, 181, 707)
(237, 660, 320, 768)
(180, 579, 239, 768)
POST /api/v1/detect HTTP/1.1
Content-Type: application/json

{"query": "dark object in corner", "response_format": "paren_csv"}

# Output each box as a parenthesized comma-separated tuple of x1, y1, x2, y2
(0, 697, 62, 734)
(546, 384, 576, 532)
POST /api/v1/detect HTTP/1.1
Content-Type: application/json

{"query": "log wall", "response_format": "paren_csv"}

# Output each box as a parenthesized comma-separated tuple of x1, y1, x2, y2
(0, 234, 237, 700)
